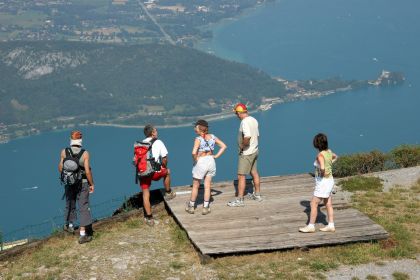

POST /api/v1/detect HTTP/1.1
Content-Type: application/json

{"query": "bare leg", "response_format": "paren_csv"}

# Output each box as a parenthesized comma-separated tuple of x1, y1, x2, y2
(164, 169, 171, 192)
(250, 168, 260, 193)
(237, 174, 246, 198)
(190, 178, 200, 203)
(323, 196, 334, 223)
(203, 176, 212, 203)
(142, 189, 152, 216)
(309, 196, 322, 225)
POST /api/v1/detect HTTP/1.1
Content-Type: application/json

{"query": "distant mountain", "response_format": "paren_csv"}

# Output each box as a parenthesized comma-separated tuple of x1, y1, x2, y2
(0, 41, 286, 126)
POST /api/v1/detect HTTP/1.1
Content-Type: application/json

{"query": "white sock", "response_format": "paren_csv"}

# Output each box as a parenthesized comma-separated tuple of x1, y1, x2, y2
(204, 201, 210, 208)
(308, 224, 315, 228)
(80, 230, 86, 236)
(189, 201, 195, 207)
(328, 222, 335, 227)
(68, 223, 73, 228)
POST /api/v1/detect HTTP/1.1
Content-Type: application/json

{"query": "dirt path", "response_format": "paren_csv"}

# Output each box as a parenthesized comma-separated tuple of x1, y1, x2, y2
(326, 255, 420, 279)
(371, 166, 420, 191)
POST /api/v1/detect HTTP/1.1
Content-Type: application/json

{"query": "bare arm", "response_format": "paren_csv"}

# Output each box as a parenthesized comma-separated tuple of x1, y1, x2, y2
(83, 151, 95, 193)
(332, 152, 338, 163)
(240, 136, 251, 151)
(161, 156, 168, 168)
(317, 153, 325, 177)
(191, 138, 200, 162)
(58, 149, 65, 173)
(213, 137, 227, 159)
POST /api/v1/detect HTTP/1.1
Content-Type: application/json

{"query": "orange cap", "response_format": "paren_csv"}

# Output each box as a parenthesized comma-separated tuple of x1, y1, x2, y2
(233, 103, 248, 113)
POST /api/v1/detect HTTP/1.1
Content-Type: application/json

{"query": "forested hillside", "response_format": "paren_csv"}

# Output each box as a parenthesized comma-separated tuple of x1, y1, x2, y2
(0, 41, 286, 126)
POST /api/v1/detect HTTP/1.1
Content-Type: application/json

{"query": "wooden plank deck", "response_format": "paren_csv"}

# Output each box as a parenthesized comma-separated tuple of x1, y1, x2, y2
(163, 173, 389, 256)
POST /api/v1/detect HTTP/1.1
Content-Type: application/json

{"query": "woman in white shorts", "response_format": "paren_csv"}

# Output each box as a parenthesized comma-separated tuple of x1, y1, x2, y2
(299, 133, 338, 233)
(185, 120, 227, 215)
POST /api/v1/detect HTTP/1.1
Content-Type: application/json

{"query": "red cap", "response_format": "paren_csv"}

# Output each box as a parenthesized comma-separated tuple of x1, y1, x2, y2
(233, 103, 248, 113)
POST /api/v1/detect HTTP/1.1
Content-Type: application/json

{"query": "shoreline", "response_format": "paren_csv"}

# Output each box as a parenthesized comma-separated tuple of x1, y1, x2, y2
(0, 71, 402, 144)
(88, 108, 254, 130)
(193, 0, 272, 58)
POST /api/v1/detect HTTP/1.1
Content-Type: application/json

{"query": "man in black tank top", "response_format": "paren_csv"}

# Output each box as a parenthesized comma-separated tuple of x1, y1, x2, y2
(58, 130, 95, 244)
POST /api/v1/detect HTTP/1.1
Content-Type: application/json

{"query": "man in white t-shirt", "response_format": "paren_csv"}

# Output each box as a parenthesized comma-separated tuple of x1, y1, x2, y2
(137, 124, 175, 226)
(227, 103, 262, 207)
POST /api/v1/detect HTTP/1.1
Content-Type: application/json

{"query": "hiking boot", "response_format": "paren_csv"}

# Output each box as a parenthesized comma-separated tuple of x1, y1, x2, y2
(78, 235, 92, 244)
(185, 204, 195, 214)
(247, 192, 263, 202)
(227, 198, 244, 207)
(299, 225, 316, 233)
(164, 190, 176, 201)
(202, 207, 211, 215)
(63, 224, 75, 234)
(319, 225, 336, 232)
(144, 217, 155, 227)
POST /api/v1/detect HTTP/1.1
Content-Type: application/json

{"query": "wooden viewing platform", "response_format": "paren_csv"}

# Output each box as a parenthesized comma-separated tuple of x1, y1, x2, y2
(163, 173, 389, 258)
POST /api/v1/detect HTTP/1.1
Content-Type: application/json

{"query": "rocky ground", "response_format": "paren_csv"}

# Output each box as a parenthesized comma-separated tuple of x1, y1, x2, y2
(326, 256, 420, 280)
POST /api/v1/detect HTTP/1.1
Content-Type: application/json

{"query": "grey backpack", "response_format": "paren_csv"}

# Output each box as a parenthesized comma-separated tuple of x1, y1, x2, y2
(60, 148, 85, 187)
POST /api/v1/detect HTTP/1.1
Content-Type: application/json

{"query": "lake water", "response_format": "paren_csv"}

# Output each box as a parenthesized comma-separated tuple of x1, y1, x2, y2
(1, 0, 419, 241)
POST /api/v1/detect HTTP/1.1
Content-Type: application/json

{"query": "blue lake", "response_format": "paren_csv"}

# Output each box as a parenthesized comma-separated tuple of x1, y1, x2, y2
(1, 0, 419, 240)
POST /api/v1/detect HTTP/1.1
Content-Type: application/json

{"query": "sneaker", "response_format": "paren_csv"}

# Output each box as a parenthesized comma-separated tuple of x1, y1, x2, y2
(299, 225, 316, 233)
(144, 217, 155, 227)
(78, 235, 92, 244)
(247, 192, 263, 202)
(164, 190, 176, 201)
(202, 207, 211, 215)
(185, 203, 195, 214)
(227, 198, 244, 207)
(63, 224, 75, 234)
(319, 225, 336, 232)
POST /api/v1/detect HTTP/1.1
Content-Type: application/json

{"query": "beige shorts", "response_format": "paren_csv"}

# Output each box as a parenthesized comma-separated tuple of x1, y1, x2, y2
(238, 151, 258, 175)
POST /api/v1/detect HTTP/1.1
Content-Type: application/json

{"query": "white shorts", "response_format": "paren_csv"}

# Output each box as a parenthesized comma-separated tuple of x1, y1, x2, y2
(314, 177, 334, 198)
(192, 156, 216, 180)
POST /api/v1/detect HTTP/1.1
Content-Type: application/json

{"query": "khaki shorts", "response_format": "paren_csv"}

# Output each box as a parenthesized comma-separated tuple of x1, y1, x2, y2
(238, 151, 258, 175)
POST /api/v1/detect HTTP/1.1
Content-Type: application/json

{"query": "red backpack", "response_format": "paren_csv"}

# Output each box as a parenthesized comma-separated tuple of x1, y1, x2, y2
(134, 139, 160, 182)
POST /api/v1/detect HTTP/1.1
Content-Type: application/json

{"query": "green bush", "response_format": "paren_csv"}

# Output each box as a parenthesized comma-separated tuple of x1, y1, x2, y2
(332, 145, 420, 178)
(333, 150, 386, 177)
(389, 145, 420, 168)
(338, 176, 383, 192)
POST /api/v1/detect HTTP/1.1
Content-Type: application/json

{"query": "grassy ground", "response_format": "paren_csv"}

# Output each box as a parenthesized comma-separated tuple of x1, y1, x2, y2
(0, 180, 419, 279)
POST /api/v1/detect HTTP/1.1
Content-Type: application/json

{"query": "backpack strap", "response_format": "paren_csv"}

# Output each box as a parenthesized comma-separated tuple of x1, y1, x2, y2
(149, 138, 157, 149)
(76, 149, 85, 160)
(147, 139, 157, 160)
(65, 147, 72, 158)
(67, 147, 85, 159)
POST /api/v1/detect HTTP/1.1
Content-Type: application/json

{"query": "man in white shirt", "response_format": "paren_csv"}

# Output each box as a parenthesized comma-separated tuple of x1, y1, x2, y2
(228, 103, 262, 207)
(138, 124, 175, 225)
